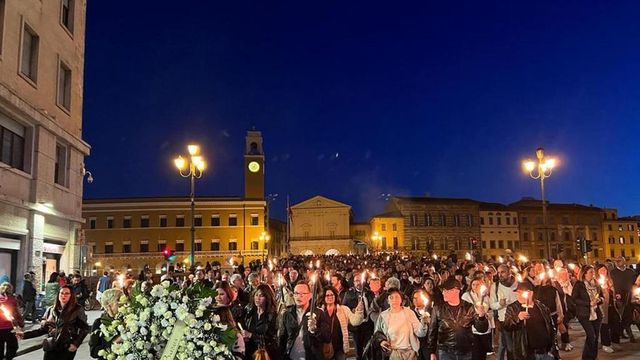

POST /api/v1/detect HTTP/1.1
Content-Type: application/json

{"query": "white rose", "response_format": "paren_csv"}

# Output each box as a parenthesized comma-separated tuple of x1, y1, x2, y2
(203, 322, 212, 331)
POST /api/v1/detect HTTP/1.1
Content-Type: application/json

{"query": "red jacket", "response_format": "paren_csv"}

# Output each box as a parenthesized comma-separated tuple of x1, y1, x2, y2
(0, 294, 24, 330)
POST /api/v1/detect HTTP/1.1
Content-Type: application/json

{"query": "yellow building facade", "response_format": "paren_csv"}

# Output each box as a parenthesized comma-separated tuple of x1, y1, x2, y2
(601, 209, 640, 262)
(84, 197, 266, 274)
(289, 196, 354, 255)
(369, 212, 405, 251)
(479, 203, 521, 260)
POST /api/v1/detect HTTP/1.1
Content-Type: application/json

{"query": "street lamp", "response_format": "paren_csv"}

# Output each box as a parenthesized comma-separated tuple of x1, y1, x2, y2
(260, 231, 271, 265)
(371, 231, 382, 252)
(522, 147, 557, 260)
(175, 144, 206, 272)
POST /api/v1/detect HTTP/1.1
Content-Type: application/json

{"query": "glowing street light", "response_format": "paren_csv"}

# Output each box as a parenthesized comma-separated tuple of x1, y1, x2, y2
(260, 231, 271, 265)
(522, 147, 557, 260)
(175, 144, 206, 272)
(371, 231, 382, 251)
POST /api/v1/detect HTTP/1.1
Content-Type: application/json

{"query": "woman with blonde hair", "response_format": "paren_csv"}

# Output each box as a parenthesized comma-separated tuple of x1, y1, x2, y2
(572, 265, 603, 360)
(88, 288, 124, 359)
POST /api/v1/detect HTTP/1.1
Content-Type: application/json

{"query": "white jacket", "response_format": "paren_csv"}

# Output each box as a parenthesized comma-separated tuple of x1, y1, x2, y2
(374, 307, 427, 353)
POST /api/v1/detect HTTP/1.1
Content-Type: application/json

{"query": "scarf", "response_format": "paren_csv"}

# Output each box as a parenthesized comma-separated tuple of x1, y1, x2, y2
(584, 280, 599, 321)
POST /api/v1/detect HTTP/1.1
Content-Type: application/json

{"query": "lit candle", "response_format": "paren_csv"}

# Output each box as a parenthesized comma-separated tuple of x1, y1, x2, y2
(519, 255, 528, 263)
(324, 272, 331, 283)
(433, 254, 438, 260)
(516, 274, 523, 283)
(548, 270, 555, 279)
(420, 293, 430, 317)
(498, 256, 504, 264)
(310, 273, 318, 310)
(598, 275, 606, 288)
(483, 266, 489, 272)
(568, 263, 576, 271)
(523, 291, 530, 314)
(478, 284, 488, 306)
(315, 260, 320, 269)
(228, 258, 234, 266)
(465, 252, 472, 261)
(538, 272, 546, 281)
(0, 305, 14, 323)
(360, 271, 367, 299)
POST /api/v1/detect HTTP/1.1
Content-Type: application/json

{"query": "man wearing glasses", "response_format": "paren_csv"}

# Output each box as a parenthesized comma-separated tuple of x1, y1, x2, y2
(279, 281, 322, 360)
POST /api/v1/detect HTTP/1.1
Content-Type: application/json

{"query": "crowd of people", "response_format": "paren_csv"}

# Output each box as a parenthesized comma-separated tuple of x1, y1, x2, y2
(0, 252, 640, 360)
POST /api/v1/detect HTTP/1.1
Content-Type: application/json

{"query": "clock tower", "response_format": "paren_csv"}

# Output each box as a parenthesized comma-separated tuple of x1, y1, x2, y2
(244, 130, 264, 199)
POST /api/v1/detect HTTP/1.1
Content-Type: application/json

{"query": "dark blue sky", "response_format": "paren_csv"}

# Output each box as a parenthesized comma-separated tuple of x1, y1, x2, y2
(82, 1, 640, 221)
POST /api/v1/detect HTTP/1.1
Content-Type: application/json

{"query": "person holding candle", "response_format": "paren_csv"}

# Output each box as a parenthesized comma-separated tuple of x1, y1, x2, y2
(375, 287, 428, 360)
(279, 281, 323, 360)
(343, 271, 374, 359)
(462, 278, 493, 360)
(610, 256, 637, 342)
(553, 266, 575, 351)
(490, 264, 519, 360)
(427, 278, 488, 360)
(411, 289, 431, 360)
(503, 281, 556, 360)
(595, 265, 615, 353)
(572, 265, 603, 360)
(0, 282, 23, 360)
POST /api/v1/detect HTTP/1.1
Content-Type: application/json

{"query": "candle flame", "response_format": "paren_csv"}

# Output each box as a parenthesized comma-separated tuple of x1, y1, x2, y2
(523, 291, 530, 299)
(315, 260, 320, 268)
(498, 256, 504, 263)
(516, 274, 523, 283)
(0, 305, 13, 322)
(548, 270, 555, 278)
(311, 273, 317, 285)
(465, 252, 471, 260)
(420, 293, 429, 306)
(479, 284, 488, 296)
(484, 266, 489, 272)
(432, 254, 438, 260)
(598, 275, 606, 287)
(568, 263, 576, 270)
(538, 272, 545, 280)
(519, 255, 528, 263)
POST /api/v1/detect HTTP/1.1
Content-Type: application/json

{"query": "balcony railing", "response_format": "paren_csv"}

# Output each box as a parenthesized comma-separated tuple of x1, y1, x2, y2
(93, 250, 266, 258)
(289, 235, 352, 241)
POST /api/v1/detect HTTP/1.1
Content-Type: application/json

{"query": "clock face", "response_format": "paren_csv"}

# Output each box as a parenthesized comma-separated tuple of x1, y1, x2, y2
(248, 161, 260, 173)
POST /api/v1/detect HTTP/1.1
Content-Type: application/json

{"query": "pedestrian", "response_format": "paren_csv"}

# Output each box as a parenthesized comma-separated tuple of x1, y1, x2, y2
(279, 281, 323, 360)
(462, 278, 493, 360)
(502, 281, 556, 360)
(29, 285, 90, 360)
(21, 273, 37, 323)
(343, 270, 374, 359)
(315, 286, 364, 360)
(242, 284, 280, 360)
(572, 265, 603, 360)
(0, 282, 24, 360)
(71, 274, 89, 307)
(610, 256, 637, 342)
(427, 277, 489, 360)
(410, 289, 431, 360)
(95, 272, 110, 302)
(42, 272, 61, 309)
(489, 264, 518, 360)
(89, 288, 124, 359)
(596, 264, 615, 353)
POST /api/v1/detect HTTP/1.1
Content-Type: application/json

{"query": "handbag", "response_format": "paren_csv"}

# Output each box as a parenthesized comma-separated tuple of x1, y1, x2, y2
(632, 306, 640, 325)
(322, 314, 336, 360)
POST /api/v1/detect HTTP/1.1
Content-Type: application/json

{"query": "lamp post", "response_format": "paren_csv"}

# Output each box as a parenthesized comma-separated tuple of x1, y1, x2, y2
(522, 147, 557, 260)
(175, 145, 206, 272)
(266, 193, 278, 255)
(260, 231, 271, 265)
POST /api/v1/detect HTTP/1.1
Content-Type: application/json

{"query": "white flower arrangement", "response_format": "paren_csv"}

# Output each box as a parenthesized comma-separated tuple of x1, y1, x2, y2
(97, 281, 236, 360)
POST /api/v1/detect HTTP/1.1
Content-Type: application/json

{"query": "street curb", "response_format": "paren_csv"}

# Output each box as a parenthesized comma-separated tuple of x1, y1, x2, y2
(15, 341, 43, 357)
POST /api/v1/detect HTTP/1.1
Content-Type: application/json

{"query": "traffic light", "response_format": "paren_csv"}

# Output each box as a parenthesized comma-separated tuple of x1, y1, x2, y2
(576, 238, 583, 253)
(470, 238, 479, 250)
(585, 240, 593, 253)
(163, 247, 176, 262)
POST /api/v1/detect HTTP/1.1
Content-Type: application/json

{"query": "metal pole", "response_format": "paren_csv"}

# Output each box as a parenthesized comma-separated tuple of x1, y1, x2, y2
(190, 170, 196, 273)
(540, 175, 550, 261)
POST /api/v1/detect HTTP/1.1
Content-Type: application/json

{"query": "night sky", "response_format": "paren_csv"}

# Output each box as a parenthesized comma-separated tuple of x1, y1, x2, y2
(82, 1, 640, 221)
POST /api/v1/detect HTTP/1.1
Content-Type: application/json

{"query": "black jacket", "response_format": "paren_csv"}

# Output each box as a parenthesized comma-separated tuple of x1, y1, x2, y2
(571, 280, 602, 320)
(26, 303, 90, 349)
(503, 300, 557, 360)
(342, 287, 374, 332)
(362, 331, 388, 360)
(427, 301, 489, 355)
(72, 281, 90, 306)
(89, 312, 113, 359)
(243, 306, 280, 360)
(22, 280, 37, 302)
(278, 305, 323, 360)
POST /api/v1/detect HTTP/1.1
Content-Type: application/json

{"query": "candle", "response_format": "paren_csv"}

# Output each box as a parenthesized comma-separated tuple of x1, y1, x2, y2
(432, 254, 438, 260)
(0, 305, 14, 322)
(315, 260, 320, 269)
(548, 270, 555, 279)
(568, 263, 576, 270)
(324, 272, 331, 283)
(420, 293, 430, 317)
(310, 273, 318, 310)
(497, 256, 504, 263)
(523, 291, 530, 314)
(465, 252, 471, 261)
(519, 255, 528, 263)
(228, 258, 234, 266)
(598, 275, 606, 288)
(483, 266, 489, 272)
(360, 271, 367, 299)
(516, 274, 523, 283)
(538, 272, 545, 281)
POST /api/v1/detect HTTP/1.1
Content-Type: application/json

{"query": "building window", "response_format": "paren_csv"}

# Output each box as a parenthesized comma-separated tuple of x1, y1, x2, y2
(440, 214, 446, 226)
(467, 214, 473, 227)
(251, 214, 259, 226)
(564, 232, 570, 241)
(489, 217, 494, 225)
(497, 217, 502, 226)
(610, 249, 615, 258)
(507, 241, 513, 249)
(194, 215, 202, 227)
(229, 240, 237, 251)
(629, 224, 635, 231)
(381, 237, 387, 249)
(513, 217, 518, 225)
(176, 241, 184, 252)
(123, 243, 131, 253)
(123, 217, 131, 228)
(410, 214, 417, 226)
(89, 218, 96, 229)
(608, 236, 615, 244)
(381, 224, 386, 231)
(630, 235, 634, 244)
(0, 118, 26, 171)
(392, 223, 397, 231)
(538, 232, 543, 241)
(498, 240, 504, 248)
(159, 216, 167, 227)
(140, 216, 149, 228)
(425, 214, 432, 226)
(60, 0, 74, 33)
(521, 216, 527, 225)
(480, 217, 484, 225)
(57, 60, 72, 111)
(211, 240, 220, 251)
(592, 232, 598, 241)
(20, 23, 39, 82)
(251, 241, 259, 250)
(621, 249, 626, 258)
(176, 216, 185, 227)
(329, 230, 335, 239)
(211, 215, 220, 226)
(632, 249, 636, 258)
(104, 243, 113, 254)
(304, 231, 309, 238)
(393, 237, 398, 249)
(140, 242, 149, 252)
(195, 240, 202, 251)
(608, 224, 612, 231)
(453, 215, 460, 227)
(54, 143, 67, 186)
(229, 215, 237, 227)
(506, 217, 511, 225)
(107, 217, 114, 229)
(618, 225, 623, 231)
(619, 236, 625, 244)
(523, 232, 529, 241)
(489, 240, 496, 249)
(157, 241, 166, 252)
